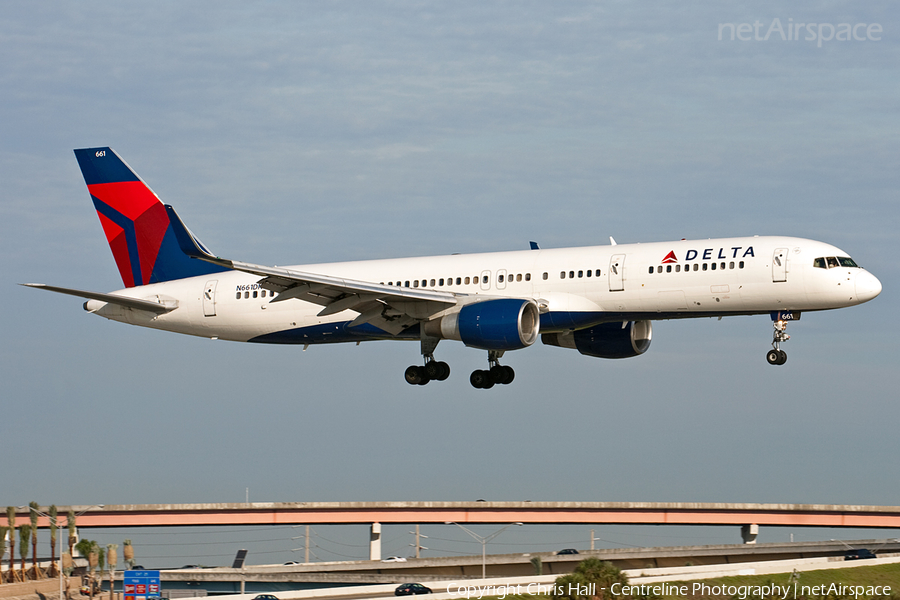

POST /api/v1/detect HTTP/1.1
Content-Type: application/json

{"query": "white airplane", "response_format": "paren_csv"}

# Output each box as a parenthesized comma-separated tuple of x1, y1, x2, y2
(25, 147, 882, 389)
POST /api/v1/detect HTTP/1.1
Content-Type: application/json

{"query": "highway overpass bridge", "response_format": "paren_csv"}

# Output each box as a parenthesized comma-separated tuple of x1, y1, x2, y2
(18, 501, 900, 559)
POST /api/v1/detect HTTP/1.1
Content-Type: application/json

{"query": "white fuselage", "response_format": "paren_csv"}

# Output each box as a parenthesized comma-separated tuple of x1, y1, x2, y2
(86, 235, 882, 345)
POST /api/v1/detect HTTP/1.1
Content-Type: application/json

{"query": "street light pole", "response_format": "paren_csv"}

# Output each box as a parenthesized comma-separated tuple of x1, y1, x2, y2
(445, 522, 522, 579)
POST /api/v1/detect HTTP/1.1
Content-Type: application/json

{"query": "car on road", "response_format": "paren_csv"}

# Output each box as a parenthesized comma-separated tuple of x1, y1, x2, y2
(382, 556, 408, 562)
(395, 583, 432, 595)
(556, 548, 579, 555)
(844, 549, 876, 560)
(252, 595, 280, 600)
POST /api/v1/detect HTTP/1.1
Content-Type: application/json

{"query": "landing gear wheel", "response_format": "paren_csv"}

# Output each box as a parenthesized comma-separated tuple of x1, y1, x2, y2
(470, 369, 493, 389)
(425, 360, 450, 381)
(766, 349, 788, 365)
(490, 365, 511, 385)
(436, 361, 450, 380)
(405, 365, 429, 385)
(503, 365, 515, 384)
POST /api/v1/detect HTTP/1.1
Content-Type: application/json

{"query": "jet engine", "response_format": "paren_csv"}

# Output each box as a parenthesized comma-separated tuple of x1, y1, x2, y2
(542, 320, 652, 359)
(424, 298, 540, 350)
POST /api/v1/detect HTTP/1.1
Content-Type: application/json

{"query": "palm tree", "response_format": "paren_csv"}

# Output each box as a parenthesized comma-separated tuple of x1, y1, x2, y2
(67, 510, 77, 559)
(29, 502, 41, 579)
(19, 525, 30, 580)
(7, 507, 17, 583)
(106, 544, 118, 600)
(0, 526, 8, 583)
(123, 540, 135, 570)
(49, 505, 59, 577)
(76, 539, 99, 599)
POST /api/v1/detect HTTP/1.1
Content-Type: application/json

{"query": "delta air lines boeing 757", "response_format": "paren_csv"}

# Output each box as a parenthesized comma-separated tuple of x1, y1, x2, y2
(24, 147, 882, 389)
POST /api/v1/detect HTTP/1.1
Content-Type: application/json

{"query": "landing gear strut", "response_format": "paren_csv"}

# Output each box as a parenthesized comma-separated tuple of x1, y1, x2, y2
(766, 318, 790, 365)
(404, 336, 450, 385)
(470, 350, 515, 389)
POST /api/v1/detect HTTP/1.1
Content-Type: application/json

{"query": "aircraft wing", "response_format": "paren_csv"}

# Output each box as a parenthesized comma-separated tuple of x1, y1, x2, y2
(165, 206, 459, 334)
(20, 283, 175, 314)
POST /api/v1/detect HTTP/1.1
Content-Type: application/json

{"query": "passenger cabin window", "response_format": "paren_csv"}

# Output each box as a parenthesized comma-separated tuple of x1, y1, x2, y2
(498, 274, 504, 283)
(542, 272, 548, 280)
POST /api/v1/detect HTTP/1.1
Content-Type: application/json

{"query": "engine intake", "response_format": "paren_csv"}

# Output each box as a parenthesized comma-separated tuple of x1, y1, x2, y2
(542, 320, 652, 359)
(424, 299, 540, 350)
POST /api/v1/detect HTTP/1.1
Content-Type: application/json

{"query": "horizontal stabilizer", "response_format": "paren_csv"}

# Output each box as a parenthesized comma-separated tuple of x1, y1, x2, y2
(21, 283, 174, 314)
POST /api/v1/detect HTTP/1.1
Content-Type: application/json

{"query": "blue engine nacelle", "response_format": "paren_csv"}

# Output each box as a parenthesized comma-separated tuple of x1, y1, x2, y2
(423, 298, 541, 350)
(541, 320, 652, 358)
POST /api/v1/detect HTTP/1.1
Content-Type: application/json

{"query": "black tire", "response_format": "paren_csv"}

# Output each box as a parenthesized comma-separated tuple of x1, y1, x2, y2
(503, 365, 515, 384)
(436, 361, 450, 381)
(416, 366, 431, 385)
(405, 365, 423, 384)
(470, 369, 489, 389)
(766, 349, 780, 365)
(425, 361, 443, 379)
(778, 350, 788, 365)
(490, 365, 509, 384)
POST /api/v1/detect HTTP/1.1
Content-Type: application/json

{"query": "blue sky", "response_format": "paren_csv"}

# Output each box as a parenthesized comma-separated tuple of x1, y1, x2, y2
(2, 1, 898, 565)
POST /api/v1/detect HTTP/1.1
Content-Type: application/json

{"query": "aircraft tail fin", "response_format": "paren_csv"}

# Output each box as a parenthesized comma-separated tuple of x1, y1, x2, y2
(74, 147, 227, 287)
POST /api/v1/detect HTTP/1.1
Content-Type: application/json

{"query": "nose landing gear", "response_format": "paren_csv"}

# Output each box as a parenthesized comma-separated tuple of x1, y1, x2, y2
(766, 318, 790, 365)
(470, 350, 516, 389)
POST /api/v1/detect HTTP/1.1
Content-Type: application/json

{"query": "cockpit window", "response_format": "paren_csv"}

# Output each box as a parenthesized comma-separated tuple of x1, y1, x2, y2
(815, 256, 860, 269)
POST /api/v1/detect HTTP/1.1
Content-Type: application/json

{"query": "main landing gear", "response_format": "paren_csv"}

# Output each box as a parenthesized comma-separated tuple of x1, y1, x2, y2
(404, 360, 450, 385)
(404, 336, 450, 386)
(470, 351, 515, 389)
(766, 318, 790, 365)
